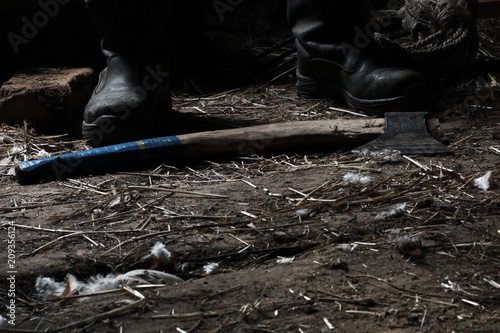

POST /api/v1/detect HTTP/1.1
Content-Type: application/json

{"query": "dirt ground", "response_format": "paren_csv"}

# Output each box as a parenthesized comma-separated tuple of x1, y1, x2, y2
(1, 13, 500, 333)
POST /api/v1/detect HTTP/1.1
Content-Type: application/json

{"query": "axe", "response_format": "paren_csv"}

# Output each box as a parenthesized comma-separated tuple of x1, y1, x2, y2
(15, 112, 451, 184)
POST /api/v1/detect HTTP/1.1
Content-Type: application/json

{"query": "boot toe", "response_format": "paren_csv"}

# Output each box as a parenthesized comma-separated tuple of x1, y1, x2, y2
(353, 68, 431, 111)
(367, 68, 428, 99)
(83, 91, 144, 124)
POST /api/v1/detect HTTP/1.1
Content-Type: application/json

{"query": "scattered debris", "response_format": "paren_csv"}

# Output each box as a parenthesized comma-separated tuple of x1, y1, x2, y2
(0, 156, 17, 176)
(358, 149, 403, 163)
(0, 145, 24, 176)
(36, 270, 182, 300)
(441, 279, 462, 293)
(323, 317, 335, 330)
(375, 203, 407, 220)
(484, 278, 500, 289)
(329, 259, 349, 272)
(273, 231, 297, 243)
(461, 299, 481, 307)
(10, 145, 25, 156)
(388, 228, 402, 238)
(336, 243, 358, 253)
(396, 236, 424, 258)
(82, 270, 182, 294)
(107, 195, 122, 208)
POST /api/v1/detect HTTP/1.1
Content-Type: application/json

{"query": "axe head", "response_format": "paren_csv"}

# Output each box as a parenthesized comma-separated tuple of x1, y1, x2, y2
(352, 112, 452, 155)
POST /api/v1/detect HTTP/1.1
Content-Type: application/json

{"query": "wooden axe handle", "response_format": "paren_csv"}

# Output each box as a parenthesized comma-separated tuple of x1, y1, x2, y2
(16, 118, 385, 183)
(179, 118, 385, 157)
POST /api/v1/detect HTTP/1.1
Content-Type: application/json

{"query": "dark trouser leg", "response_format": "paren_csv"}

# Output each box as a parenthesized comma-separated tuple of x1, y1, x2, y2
(83, 0, 172, 146)
(287, 0, 431, 114)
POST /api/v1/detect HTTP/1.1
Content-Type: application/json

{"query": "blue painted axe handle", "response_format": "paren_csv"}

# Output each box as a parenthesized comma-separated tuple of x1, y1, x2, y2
(15, 119, 385, 183)
(16, 136, 184, 183)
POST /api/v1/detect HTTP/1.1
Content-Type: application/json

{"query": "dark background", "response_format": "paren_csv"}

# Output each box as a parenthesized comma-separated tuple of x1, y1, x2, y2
(0, 0, 289, 84)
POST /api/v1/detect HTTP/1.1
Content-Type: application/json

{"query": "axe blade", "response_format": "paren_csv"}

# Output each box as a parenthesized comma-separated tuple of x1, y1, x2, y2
(352, 112, 453, 155)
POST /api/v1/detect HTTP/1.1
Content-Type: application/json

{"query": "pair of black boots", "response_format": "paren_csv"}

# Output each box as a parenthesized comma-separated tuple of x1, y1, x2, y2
(83, 0, 431, 145)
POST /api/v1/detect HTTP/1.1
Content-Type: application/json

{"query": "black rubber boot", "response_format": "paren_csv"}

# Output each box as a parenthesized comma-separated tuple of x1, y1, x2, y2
(287, 0, 431, 114)
(83, 0, 172, 146)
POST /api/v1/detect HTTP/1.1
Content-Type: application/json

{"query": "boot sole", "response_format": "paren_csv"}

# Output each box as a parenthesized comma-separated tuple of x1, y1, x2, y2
(82, 113, 169, 146)
(296, 74, 431, 115)
(82, 91, 172, 146)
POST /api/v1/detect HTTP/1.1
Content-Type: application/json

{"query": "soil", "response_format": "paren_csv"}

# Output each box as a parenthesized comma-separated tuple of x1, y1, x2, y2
(1, 15, 500, 333)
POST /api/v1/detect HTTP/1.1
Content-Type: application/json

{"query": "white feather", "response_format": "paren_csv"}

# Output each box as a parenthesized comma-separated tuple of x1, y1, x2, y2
(36, 149, 51, 159)
(203, 263, 219, 274)
(35, 276, 63, 298)
(474, 171, 492, 191)
(375, 203, 407, 220)
(343, 172, 373, 185)
(150, 242, 172, 265)
(295, 209, 311, 218)
(38, 269, 182, 298)
(276, 257, 294, 264)
(80, 269, 182, 294)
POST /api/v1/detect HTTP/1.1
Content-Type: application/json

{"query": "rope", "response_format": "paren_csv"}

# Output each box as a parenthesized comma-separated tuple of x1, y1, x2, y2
(375, 0, 478, 78)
